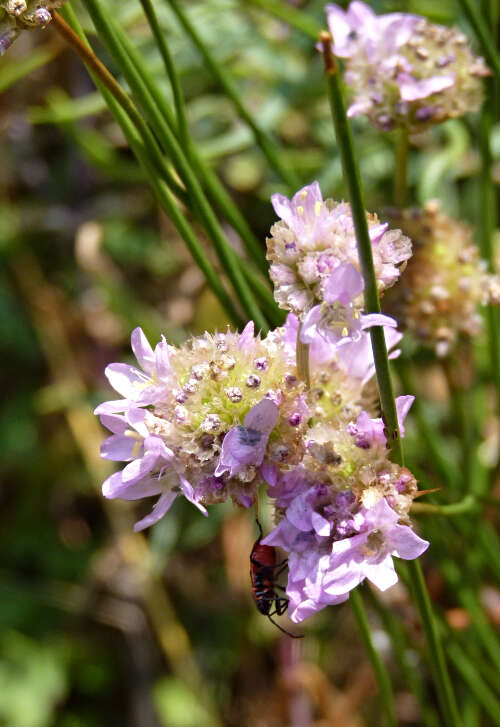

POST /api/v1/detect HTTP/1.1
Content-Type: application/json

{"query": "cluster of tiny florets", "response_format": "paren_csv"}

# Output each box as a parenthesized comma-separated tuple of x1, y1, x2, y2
(383, 202, 500, 356)
(0, 0, 65, 53)
(326, 1, 489, 133)
(266, 182, 410, 349)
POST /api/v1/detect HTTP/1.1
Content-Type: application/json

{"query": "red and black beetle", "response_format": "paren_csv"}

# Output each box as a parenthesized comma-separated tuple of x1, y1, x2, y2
(250, 518, 303, 638)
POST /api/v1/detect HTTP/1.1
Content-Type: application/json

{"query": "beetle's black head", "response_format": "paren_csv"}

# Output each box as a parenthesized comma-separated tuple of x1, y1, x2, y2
(257, 599, 271, 615)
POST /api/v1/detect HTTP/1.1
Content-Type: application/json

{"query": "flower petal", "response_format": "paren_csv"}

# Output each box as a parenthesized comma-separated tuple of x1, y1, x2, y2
(323, 263, 364, 305)
(134, 491, 178, 531)
(131, 327, 155, 374)
(363, 555, 398, 591)
(100, 434, 139, 462)
(391, 524, 429, 559)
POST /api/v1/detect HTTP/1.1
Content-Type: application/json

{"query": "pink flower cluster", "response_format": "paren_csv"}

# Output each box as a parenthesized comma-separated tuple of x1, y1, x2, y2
(95, 181, 428, 623)
(324, 1, 489, 132)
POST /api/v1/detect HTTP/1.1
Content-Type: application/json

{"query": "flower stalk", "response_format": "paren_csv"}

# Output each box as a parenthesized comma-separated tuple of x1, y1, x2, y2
(320, 33, 402, 461)
(295, 323, 310, 389)
(350, 588, 396, 727)
(54, 7, 243, 327)
(164, 0, 300, 191)
(321, 31, 462, 727)
(136, 0, 270, 278)
(80, 0, 269, 331)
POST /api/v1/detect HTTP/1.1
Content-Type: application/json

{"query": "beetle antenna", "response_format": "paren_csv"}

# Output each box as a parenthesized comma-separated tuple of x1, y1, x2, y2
(267, 615, 303, 639)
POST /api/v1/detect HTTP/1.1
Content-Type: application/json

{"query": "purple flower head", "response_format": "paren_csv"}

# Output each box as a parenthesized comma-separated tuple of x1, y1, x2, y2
(267, 183, 412, 317)
(323, 2, 490, 133)
(96, 323, 307, 527)
(214, 398, 279, 478)
(324, 498, 429, 595)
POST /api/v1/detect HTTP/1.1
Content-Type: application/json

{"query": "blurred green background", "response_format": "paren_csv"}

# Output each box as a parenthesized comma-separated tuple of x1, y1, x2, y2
(1, 0, 499, 725)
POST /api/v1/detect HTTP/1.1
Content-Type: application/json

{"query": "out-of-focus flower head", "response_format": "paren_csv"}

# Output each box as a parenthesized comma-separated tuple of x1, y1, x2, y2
(267, 182, 411, 343)
(0, 1, 66, 54)
(324, 1, 490, 133)
(95, 324, 308, 530)
(383, 201, 500, 356)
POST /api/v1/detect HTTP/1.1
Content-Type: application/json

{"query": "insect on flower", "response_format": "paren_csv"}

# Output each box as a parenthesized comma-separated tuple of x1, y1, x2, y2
(250, 518, 303, 638)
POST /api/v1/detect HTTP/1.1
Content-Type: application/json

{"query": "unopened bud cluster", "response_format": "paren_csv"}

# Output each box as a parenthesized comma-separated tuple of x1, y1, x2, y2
(326, 1, 489, 133)
(383, 202, 500, 356)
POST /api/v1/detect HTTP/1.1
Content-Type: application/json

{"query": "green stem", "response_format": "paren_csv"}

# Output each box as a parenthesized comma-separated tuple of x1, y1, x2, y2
(137, 0, 189, 148)
(57, 5, 242, 327)
(321, 34, 461, 727)
(350, 589, 396, 727)
(394, 129, 409, 209)
(366, 589, 439, 727)
(136, 0, 270, 277)
(295, 324, 311, 389)
(164, 0, 300, 191)
(81, 0, 268, 331)
(478, 94, 500, 447)
(411, 494, 478, 516)
(243, 0, 321, 39)
(51, 9, 185, 202)
(321, 36, 402, 460)
(455, 0, 500, 80)
(406, 559, 462, 727)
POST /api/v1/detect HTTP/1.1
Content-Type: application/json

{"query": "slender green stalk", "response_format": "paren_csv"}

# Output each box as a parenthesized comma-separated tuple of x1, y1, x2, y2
(321, 34, 462, 727)
(411, 494, 478, 516)
(350, 589, 396, 727)
(478, 98, 500, 441)
(456, 0, 500, 79)
(57, 5, 242, 327)
(448, 644, 500, 725)
(243, 0, 321, 39)
(164, 0, 300, 190)
(320, 35, 402, 460)
(81, 0, 268, 331)
(51, 10, 186, 202)
(366, 589, 439, 727)
(134, 0, 268, 274)
(138, 0, 189, 148)
(295, 325, 310, 389)
(394, 129, 409, 209)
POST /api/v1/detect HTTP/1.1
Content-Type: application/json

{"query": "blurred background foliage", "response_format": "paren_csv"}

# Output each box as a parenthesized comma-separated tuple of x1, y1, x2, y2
(1, 0, 500, 725)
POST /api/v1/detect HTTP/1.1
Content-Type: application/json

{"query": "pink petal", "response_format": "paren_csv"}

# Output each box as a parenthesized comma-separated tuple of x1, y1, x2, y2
(391, 524, 429, 559)
(300, 305, 322, 344)
(131, 327, 155, 374)
(100, 434, 139, 461)
(99, 413, 127, 434)
(396, 395, 415, 436)
(239, 320, 255, 349)
(362, 555, 398, 591)
(94, 399, 129, 415)
(105, 363, 148, 399)
(134, 491, 178, 531)
(101, 471, 162, 499)
(398, 73, 455, 101)
(361, 313, 398, 330)
(244, 398, 279, 433)
(323, 263, 364, 305)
